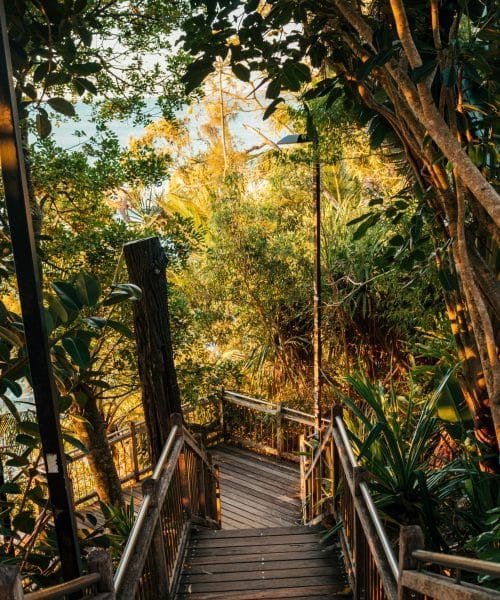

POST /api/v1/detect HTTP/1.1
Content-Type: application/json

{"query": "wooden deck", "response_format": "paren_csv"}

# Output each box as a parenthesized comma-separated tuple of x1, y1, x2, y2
(211, 445, 301, 529)
(179, 525, 350, 599)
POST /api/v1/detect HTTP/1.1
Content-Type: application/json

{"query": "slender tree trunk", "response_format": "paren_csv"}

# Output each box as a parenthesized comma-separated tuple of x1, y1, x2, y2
(73, 384, 124, 508)
(123, 236, 182, 463)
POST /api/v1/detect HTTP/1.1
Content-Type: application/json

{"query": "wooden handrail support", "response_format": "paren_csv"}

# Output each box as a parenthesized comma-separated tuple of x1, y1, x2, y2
(112, 413, 220, 600)
(398, 526, 500, 599)
(0, 549, 114, 600)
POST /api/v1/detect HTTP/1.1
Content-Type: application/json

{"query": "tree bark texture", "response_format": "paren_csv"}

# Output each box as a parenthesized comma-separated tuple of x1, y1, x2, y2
(123, 236, 182, 463)
(73, 384, 124, 508)
(323, 1, 500, 452)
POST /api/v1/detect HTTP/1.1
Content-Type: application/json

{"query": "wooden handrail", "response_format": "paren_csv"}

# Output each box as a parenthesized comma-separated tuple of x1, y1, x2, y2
(412, 550, 500, 578)
(25, 574, 101, 600)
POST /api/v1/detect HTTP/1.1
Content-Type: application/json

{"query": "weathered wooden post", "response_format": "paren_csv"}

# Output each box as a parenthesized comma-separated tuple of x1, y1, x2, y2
(398, 525, 424, 600)
(276, 402, 284, 457)
(88, 548, 115, 599)
(123, 237, 182, 463)
(129, 421, 140, 482)
(0, 566, 23, 600)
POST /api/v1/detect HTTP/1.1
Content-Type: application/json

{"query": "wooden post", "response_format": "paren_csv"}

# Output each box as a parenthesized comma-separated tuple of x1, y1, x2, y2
(219, 387, 226, 442)
(171, 414, 191, 518)
(299, 434, 307, 522)
(276, 402, 283, 457)
(123, 237, 182, 464)
(398, 525, 425, 600)
(88, 548, 115, 598)
(129, 421, 140, 482)
(195, 433, 207, 518)
(0, 566, 23, 600)
(141, 478, 170, 598)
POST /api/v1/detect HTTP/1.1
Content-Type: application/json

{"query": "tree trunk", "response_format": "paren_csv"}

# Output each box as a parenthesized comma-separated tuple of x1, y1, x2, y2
(123, 236, 182, 463)
(73, 384, 124, 508)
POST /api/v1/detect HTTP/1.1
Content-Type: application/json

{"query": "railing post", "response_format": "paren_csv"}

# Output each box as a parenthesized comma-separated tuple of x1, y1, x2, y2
(88, 548, 115, 598)
(299, 434, 307, 522)
(142, 477, 171, 598)
(331, 405, 342, 514)
(398, 525, 424, 600)
(195, 433, 207, 519)
(129, 421, 140, 482)
(219, 387, 227, 442)
(276, 402, 283, 457)
(0, 566, 23, 600)
(171, 414, 191, 518)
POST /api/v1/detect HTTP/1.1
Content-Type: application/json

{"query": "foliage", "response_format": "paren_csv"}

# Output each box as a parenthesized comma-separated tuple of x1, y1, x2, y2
(338, 371, 499, 552)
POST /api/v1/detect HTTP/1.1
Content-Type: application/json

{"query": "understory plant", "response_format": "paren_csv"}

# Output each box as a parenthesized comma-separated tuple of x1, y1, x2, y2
(336, 371, 499, 552)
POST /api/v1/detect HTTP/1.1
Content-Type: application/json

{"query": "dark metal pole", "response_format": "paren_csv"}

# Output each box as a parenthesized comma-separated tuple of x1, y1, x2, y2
(0, 2, 82, 581)
(313, 137, 322, 435)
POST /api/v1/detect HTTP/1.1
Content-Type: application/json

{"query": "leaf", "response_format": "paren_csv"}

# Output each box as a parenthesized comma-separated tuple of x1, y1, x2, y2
(36, 112, 52, 139)
(52, 281, 83, 311)
(62, 337, 91, 370)
(104, 283, 142, 306)
(411, 60, 436, 83)
(0, 394, 20, 422)
(12, 511, 35, 534)
(265, 77, 281, 99)
(47, 97, 76, 117)
(83, 316, 107, 329)
(0, 326, 23, 347)
(15, 434, 37, 447)
(3, 378, 22, 397)
(106, 320, 133, 339)
(353, 213, 380, 240)
(232, 63, 251, 82)
(182, 59, 214, 94)
(63, 433, 88, 453)
(75, 272, 101, 307)
(0, 482, 21, 494)
(263, 98, 284, 120)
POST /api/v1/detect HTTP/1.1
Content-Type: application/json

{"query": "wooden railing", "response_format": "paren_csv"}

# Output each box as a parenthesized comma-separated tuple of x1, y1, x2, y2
(112, 413, 220, 600)
(301, 404, 500, 600)
(68, 421, 151, 505)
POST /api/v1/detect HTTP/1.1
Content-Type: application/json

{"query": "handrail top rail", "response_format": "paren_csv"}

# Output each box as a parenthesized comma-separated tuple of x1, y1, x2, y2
(25, 573, 101, 600)
(412, 550, 500, 578)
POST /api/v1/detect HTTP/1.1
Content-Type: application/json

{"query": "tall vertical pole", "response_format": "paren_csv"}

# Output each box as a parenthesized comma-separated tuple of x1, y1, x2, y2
(313, 137, 322, 435)
(0, 2, 82, 580)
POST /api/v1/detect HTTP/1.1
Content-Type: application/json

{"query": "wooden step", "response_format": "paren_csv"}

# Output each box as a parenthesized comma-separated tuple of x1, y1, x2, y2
(178, 525, 351, 599)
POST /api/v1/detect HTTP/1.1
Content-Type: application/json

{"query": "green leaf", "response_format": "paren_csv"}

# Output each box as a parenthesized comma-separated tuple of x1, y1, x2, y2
(62, 337, 91, 370)
(0, 482, 21, 494)
(182, 59, 214, 94)
(106, 320, 133, 339)
(75, 273, 101, 307)
(104, 283, 142, 306)
(353, 213, 380, 240)
(4, 378, 22, 398)
(47, 97, 76, 117)
(63, 433, 88, 453)
(0, 394, 20, 421)
(266, 77, 281, 99)
(36, 112, 51, 140)
(83, 316, 107, 329)
(13, 511, 35, 534)
(411, 60, 437, 83)
(15, 434, 37, 447)
(263, 98, 284, 120)
(232, 63, 251, 82)
(52, 281, 83, 311)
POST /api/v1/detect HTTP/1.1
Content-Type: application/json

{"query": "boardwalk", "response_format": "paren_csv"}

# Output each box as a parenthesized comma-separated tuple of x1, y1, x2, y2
(211, 445, 301, 529)
(177, 446, 350, 599)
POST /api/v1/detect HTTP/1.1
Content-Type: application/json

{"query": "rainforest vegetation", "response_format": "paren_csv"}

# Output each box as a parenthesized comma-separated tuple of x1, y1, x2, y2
(0, 0, 498, 592)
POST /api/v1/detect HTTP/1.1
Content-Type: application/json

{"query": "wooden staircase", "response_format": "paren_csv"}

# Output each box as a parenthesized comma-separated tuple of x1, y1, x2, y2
(179, 525, 350, 599)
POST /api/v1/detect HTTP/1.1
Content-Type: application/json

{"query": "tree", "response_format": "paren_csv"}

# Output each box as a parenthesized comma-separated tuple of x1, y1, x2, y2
(181, 0, 500, 452)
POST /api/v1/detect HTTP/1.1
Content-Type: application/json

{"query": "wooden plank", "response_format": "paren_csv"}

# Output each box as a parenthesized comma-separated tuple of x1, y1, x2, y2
(190, 532, 322, 549)
(213, 450, 298, 481)
(178, 587, 344, 599)
(193, 525, 315, 539)
(214, 449, 298, 480)
(183, 557, 337, 575)
(181, 565, 335, 583)
(178, 574, 344, 593)
(217, 461, 299, 494)
(400, 570, 500, 600)
(220, 488, 299, 518)
(187, 542, 322, 557)
(185, 549, 336, 566)
(217, 474, 300, 508)
(220, 446, 299, 474)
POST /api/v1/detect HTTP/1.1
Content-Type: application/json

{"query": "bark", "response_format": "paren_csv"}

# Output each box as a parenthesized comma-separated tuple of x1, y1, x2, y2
(123, 236, 182, 463)
(73, 384, 124, 508)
